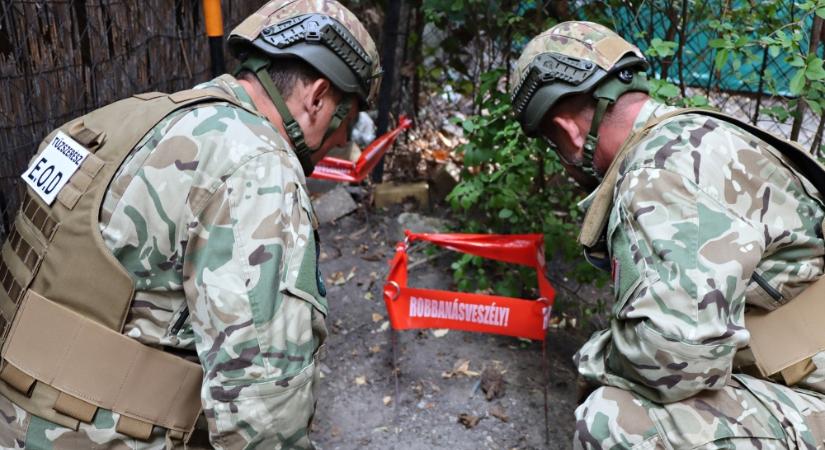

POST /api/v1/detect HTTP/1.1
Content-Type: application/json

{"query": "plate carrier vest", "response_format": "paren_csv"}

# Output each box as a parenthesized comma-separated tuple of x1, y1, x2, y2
(0, 88, 255, 443)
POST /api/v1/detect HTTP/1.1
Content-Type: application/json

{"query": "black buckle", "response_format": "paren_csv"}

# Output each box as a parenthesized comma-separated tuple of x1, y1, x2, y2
(285, 121, 309, 155)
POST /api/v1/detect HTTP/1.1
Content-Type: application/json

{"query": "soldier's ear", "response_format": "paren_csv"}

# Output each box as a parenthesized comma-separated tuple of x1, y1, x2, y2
(305, 78, 333, 119)
(551, 114, 586, 151)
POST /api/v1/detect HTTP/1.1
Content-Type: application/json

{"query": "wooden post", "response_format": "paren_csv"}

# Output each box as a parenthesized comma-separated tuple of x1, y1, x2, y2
(203, 0, 225, 77)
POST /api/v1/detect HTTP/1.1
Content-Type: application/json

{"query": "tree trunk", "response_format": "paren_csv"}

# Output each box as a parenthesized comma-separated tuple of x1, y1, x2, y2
(371, 0, 404, 182)
(791, 16, 823, 142)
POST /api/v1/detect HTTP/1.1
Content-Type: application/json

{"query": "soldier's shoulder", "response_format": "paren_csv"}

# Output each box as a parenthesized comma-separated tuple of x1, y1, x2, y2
(152, 101, 295, 173)
(620, 112, 745, 179)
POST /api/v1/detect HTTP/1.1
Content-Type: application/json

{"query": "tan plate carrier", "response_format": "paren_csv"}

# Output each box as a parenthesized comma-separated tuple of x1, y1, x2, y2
(579, 107, 825, 387)
(0, 88, 252, 441)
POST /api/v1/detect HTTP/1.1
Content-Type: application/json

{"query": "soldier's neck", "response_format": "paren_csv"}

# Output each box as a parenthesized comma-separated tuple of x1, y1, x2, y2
(595, 95, 649, 172)
(237, 74, 291, 143)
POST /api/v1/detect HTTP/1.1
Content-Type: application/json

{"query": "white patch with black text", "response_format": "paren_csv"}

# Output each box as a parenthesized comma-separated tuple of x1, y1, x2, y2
(21, 131, 89, 205)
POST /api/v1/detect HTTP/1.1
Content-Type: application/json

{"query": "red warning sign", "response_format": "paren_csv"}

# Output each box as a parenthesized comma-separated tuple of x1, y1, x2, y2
(383, 232, 555, 341)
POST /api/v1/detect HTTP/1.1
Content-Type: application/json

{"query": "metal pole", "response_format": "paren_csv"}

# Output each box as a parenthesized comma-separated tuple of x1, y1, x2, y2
(203, 0, 225, 77)
(677, 0, 688, 96)
(371, 0, 404, 183)
(543, 338, 550, 445)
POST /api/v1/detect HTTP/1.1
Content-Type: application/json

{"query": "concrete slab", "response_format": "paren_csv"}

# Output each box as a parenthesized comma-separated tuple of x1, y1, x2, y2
(313, 185, 358, 223)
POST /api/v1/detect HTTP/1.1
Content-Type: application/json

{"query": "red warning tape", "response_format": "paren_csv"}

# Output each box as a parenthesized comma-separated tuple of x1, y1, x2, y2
(383, 231, 555, 341)
(311, 115, 413, 182)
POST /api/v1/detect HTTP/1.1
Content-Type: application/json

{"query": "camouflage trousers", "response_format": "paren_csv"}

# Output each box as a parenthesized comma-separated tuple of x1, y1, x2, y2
(574, 374, 825, 449)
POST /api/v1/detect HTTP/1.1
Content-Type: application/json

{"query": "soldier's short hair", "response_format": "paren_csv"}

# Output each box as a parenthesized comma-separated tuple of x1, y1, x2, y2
(266, 57, 343, 100)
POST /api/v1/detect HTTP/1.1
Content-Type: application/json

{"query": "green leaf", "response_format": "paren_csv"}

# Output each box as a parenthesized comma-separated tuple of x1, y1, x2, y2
(708, 38, 728, 49)
(656, 83, 680, 99)
(498, 208, 513, 219)
(790, 55, 806, 68)
(806, 98, 824, 116)
(818, 6, 825, 18)
(686, 94, 709, 107)
(790, 68, 807, 95)
(769, 45, 780, 58)
(648, 37, 678, 58)
(806, 58, 825, 80)
(714, 49, 729, 71)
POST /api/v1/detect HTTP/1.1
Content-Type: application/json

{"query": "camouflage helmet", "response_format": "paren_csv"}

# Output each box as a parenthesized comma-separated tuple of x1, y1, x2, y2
(510, 21, 649, 179)
(228, 0, 382, 107)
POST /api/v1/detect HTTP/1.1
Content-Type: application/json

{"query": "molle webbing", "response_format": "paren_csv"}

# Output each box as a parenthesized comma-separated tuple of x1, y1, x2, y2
(1, 290, 202, 438)
(0, 193, 59, 316)
(0, 87, 247, 440)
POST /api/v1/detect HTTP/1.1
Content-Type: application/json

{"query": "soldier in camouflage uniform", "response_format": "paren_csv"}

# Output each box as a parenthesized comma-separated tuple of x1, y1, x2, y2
(0, 1, 380, 449)
(511, 22, 825, 448)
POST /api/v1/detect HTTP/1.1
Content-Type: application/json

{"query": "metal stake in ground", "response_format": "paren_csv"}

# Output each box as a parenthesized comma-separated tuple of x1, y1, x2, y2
(391, 328, 400, 431)
(543, 337, 550, 444)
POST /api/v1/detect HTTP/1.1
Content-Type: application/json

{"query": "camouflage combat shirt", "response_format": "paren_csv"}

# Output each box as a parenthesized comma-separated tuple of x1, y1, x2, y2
(5, 75, 327, 449)
(575, 99, 825, 403)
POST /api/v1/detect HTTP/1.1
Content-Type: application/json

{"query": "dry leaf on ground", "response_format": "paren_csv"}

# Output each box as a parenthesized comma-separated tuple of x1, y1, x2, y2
(383, 396, 392, 406)
(442, 359, 480, 379)
(354, 376, 367, 385)
(457, 413, 481, 429)
(489, 404, 509, 422)
(481, 366, 505, 400)
(372, 313, 383, 322)
(328, 271, 346, 286)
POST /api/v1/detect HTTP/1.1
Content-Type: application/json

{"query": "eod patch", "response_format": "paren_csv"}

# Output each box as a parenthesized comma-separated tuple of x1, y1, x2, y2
(22, 131, 89, 205)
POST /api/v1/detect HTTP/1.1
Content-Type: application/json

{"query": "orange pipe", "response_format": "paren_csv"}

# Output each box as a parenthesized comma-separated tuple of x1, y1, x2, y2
(203, 0, 224, 37)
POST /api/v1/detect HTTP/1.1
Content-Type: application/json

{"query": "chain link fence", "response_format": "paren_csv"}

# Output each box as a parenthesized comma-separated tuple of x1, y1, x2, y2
(0, 0, 263, 238)
(577, 0, 823, 149)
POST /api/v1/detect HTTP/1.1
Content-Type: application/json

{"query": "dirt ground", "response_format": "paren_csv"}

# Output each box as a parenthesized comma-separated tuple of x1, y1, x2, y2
(310, 201, 601, 450)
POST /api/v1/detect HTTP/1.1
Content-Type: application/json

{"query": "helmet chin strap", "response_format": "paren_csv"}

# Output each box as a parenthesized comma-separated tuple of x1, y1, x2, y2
(238, 54, 351, 176)
(581, 71, 649, 180)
